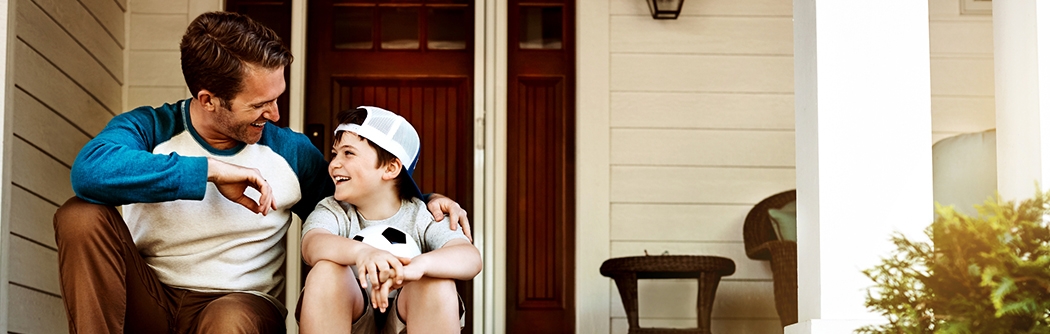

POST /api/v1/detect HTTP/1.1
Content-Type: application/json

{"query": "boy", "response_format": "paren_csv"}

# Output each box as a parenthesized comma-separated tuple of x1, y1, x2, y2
(298, 106, 482, 333)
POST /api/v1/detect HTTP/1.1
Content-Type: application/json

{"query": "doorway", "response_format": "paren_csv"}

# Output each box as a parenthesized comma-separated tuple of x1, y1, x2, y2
(305, 0, 475, 332)
(505, 0, 576, 332)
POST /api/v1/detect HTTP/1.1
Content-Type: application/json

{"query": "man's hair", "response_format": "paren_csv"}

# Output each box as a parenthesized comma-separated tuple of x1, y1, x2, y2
(335, 108, 416, 200)
(180, 11, 292, 107)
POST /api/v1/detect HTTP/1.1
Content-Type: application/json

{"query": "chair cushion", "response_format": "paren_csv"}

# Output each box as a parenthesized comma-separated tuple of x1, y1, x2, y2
(768, 201, 797, 242)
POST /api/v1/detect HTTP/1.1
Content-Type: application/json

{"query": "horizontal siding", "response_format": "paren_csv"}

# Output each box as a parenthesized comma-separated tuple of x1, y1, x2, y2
(611, 167, 795, 204)
(9, 235, 61, 295)
(12, 137, 74, 205)
(15, 40, 113, 135)
(612, 318, 784, 334)
(929, 20, 992, 55)
(611, 92, 794, 130)
(127, 86, 190, 110)
(611, 129, 794, 167)
(30, 0, 123, 80)
(611, 16, 792, 55)
(128, 50, 184, 87)
(80, 0, 126, 48)
(610, 0, 791, 17)
(18, 0, 122, 110)
(610, 280, 778, 319)
(133, 0, 190, 14)
(8, 283, 67, 334)
(611, 54, 794, 93)
(930, 57, 994, 97)
(611, 204, 750, 242)
(610, 241, 772, 280)
(928, 0, 995, 142)
(129, 14, 186, 51)
(14, 89, 93, 166)
(11, 185, 60, 249)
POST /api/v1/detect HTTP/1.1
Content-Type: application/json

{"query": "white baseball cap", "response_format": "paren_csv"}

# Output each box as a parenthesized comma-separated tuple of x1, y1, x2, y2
(334, 106, 423, 199)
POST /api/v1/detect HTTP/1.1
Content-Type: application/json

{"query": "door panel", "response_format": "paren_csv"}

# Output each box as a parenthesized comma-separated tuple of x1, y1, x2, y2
(307, 1, 475, 332)
(506, 0, 576, 332)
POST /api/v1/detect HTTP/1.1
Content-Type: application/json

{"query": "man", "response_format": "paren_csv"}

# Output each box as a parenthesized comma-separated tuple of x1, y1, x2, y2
(53, 12, 469, 333)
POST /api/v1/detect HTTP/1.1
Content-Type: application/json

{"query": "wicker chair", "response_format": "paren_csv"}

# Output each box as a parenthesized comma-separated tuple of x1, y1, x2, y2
(742, 189, 797, 327)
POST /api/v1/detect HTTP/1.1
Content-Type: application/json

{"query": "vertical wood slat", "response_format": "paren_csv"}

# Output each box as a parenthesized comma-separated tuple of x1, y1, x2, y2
(510, 77, 567, 308)
(331, 77, 472, 215)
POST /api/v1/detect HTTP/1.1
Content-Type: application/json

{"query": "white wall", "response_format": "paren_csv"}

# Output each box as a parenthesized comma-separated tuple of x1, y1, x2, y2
(126, 0, 221, 110)
(606, 0, 792, 332)
(6, 0, 127, 332)
(930, 0, 995, 143)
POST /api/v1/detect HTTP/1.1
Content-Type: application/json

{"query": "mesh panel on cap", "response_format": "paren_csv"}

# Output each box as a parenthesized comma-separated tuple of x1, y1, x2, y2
(393, 121, 420, 168)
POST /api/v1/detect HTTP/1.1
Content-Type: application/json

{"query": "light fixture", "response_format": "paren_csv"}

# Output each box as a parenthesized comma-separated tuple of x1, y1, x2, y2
(646, 0, 684, 20)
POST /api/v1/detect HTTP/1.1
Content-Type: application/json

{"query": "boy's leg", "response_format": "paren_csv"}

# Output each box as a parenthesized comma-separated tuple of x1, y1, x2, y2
(396, 277, 461, 334)
(53, 197, 173, 333)
(175, 291, 284, 334)
(299, 260, 369, 333)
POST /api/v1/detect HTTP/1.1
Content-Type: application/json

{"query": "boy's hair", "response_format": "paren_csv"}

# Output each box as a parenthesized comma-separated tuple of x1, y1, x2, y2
(180, 12, 292, 108)
(335, 108, 417, 201)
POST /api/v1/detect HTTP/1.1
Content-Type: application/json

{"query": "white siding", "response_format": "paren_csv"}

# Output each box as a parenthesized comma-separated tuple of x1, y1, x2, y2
(929, 0, 995, 143)
(598, 0, 994, 333)
(607, 0, 790, 332)
(126, 0, 221, 110)
(7, 0, 126, 332)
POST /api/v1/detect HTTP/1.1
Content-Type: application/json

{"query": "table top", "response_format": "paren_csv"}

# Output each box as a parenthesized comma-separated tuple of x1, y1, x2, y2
(599, 255, 735, 278)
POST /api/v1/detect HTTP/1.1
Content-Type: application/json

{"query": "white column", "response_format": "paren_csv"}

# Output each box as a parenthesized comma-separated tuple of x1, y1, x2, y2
(789, 1, 932, 333)
(994, 1, 1050, 201)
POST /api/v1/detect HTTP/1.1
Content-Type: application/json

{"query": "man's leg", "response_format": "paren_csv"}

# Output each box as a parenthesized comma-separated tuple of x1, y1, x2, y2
(53, 197, 172, 333)
(397, 277, 460, 334)
(177, 291, 284, 334)
(298, 260, 367, 333)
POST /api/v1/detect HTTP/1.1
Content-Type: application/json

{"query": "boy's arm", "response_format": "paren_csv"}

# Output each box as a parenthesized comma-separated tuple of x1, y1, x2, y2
(401, 239, 482, 281)
(302, 228, 411, 289)
(301, 228, 370, 266)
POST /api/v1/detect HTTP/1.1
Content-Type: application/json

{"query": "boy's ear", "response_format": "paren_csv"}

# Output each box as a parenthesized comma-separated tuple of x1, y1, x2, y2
(381, 159, 403, 181)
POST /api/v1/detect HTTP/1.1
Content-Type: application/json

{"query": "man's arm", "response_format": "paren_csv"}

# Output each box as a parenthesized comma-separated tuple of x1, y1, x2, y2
(72, 108, 208, 205)
(425, 193, 473, 242)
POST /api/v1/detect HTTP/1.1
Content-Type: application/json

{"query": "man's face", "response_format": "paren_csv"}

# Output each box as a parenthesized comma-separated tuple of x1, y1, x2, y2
(214, 65, 285, 145)
(329, 133, 388, 204)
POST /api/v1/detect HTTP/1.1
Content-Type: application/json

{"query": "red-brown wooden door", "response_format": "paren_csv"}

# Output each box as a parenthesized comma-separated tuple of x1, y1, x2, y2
(306, 0, 475, 332)
(506, 0, 575, 332)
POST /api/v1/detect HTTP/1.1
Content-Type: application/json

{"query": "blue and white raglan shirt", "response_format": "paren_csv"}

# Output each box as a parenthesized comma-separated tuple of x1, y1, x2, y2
(70, 99, 333, 314)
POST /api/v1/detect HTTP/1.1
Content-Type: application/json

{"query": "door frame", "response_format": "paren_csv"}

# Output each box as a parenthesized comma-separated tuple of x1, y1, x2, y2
(283, 1, 610, 333)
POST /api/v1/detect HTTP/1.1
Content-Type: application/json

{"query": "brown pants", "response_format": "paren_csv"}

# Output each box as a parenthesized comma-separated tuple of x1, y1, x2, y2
(53, 197, 285, 334)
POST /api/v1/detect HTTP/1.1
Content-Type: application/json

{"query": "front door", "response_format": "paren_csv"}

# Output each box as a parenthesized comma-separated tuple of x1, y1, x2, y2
(305, 0, 475, 332)
(506, 0, 576, 332)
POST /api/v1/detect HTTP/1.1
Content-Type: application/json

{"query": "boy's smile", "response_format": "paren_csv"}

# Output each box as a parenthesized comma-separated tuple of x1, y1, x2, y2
(330, 134, 387, 204)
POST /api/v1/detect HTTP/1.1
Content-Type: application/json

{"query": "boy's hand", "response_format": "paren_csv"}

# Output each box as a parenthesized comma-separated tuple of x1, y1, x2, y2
(426, 193, 472, 242)
(371, 263, 424, 312)
(354, 247, 410, 298)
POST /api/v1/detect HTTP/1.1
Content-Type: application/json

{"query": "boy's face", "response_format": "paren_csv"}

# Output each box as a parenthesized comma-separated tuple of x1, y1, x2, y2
(329, 133, 387, 203)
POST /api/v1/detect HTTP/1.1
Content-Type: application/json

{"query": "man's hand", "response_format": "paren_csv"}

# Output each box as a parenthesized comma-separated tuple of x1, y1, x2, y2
(426, 193, 472, 242)
(207, 158, 276, 215)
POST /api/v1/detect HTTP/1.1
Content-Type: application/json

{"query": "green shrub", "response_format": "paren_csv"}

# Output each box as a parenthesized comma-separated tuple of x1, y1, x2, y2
(858, 190, 1050, 334)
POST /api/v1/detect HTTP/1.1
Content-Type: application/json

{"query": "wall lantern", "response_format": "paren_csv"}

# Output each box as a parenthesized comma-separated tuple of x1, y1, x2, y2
(646, 0, 684, 19)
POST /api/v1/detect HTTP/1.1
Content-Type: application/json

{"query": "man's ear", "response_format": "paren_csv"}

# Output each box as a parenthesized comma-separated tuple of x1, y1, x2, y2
(196, 89, 219, 112)
(382, 159, 403, 181)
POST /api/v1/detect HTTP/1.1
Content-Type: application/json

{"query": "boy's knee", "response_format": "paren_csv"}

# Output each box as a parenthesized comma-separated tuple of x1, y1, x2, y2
(304, 260, 348, 288)
(196, 294, 283, 334)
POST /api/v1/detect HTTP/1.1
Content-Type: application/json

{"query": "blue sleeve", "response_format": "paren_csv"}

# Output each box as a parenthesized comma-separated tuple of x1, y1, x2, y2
(70, 106, 208, 205)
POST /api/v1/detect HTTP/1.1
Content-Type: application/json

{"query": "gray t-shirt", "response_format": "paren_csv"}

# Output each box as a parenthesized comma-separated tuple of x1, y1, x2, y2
(302, 196, 468, 254)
